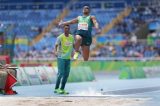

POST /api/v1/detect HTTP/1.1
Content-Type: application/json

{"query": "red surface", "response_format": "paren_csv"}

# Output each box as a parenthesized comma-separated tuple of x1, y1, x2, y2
(4, 73, 17, 95)
(0, 55, 10, 64)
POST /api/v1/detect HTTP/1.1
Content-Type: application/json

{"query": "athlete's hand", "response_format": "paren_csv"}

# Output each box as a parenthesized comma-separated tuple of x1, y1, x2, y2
(95, 28, 101, 34)
(54, 50, 58, 57)
(58, 20, 64, 27)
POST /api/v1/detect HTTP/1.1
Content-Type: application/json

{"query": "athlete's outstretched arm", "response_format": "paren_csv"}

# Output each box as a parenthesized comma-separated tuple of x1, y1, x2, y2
(60, 17, 78, 26)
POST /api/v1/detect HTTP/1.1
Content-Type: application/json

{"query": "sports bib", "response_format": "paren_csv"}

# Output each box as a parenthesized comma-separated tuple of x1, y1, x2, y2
(78, 22, 88, 30)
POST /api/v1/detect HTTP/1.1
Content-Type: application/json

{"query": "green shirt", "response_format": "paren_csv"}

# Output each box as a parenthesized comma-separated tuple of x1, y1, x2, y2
(55, 33, 74, 59)
(77, 15, 93, 32)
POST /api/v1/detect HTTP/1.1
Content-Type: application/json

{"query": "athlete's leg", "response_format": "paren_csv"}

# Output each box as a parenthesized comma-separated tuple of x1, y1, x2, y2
(61, 59, 70, 90)
(73, 35, 82, 60)
(81, 35, 92, 61)
(55, 58, 65, 89)
(74, 35, 82, 52)
(81, 45, 90, 61)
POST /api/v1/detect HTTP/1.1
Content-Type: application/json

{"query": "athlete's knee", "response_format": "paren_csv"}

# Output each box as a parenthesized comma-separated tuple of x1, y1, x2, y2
(75, 35, 82, 41)
(64, 75, 69, 79)
(84, 57, 89, 61)
(57, 72, 63, 78)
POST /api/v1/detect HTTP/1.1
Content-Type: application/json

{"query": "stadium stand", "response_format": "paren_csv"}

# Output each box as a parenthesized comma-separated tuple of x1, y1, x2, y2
(0, 0, 159, 61)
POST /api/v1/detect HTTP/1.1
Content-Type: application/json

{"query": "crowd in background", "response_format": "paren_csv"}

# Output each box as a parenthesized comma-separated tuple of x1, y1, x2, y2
(0, 6, 160, 60)
(14, 32, 160, 59)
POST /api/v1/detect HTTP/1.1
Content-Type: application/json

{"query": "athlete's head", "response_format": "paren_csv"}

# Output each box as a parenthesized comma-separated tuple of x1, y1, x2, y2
(83, 6, 90, 15)
(64, 24, 70, 35)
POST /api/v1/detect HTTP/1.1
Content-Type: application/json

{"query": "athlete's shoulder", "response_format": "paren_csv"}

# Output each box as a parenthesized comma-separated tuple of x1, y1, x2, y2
(69, 34, 74, 38)
(69, 34, 74, 40)
(59, 33, 64, 37)
(90, 15, 96, 19)
(77, 16, 82, 19)
(57, 33, 64, 39)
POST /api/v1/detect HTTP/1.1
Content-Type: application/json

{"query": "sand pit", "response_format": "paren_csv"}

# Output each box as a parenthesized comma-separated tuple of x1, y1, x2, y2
(0, 97, 149, 106)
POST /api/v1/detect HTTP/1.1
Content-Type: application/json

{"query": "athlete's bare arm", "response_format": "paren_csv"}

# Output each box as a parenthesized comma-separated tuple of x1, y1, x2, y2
(91, 16, 99, 29)
(54, 44, 58, 56)
(91, 16, 101, 34)
(60, 17, 79, 26)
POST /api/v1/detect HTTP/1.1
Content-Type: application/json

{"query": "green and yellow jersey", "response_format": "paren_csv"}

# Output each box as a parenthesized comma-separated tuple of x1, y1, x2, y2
(55, 33, 74, 59)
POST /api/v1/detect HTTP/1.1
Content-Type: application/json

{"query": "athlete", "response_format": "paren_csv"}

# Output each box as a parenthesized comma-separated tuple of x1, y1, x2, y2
(59, 6, 100, 61)
(54, 25, 74, 94)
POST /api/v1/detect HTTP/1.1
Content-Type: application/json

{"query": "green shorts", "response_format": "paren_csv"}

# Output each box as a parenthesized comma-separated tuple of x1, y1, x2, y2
(76, 30, 92, 46)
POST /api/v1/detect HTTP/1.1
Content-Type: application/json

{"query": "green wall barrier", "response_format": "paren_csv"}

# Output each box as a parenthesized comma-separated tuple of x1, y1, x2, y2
(119, 67, 146, 79)
(14, 60, 160, 72)
(16, 66, 95, 86)
(14, 60, 160, 82)
(119, 69, 132, 79)
(68, 66, 95, 82)
(69, 60, 160, 72)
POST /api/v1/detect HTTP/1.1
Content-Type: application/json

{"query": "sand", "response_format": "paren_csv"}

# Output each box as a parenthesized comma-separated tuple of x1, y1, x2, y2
(0, 97, 149, 106)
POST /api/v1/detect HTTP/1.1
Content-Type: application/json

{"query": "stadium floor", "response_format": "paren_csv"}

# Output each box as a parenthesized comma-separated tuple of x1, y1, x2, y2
(0, 72, 160, 106)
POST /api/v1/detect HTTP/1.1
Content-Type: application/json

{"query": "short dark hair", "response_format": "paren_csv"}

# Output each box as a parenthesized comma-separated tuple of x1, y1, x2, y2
(63, 24, 70, 28)
(83, 6, 90, 10)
